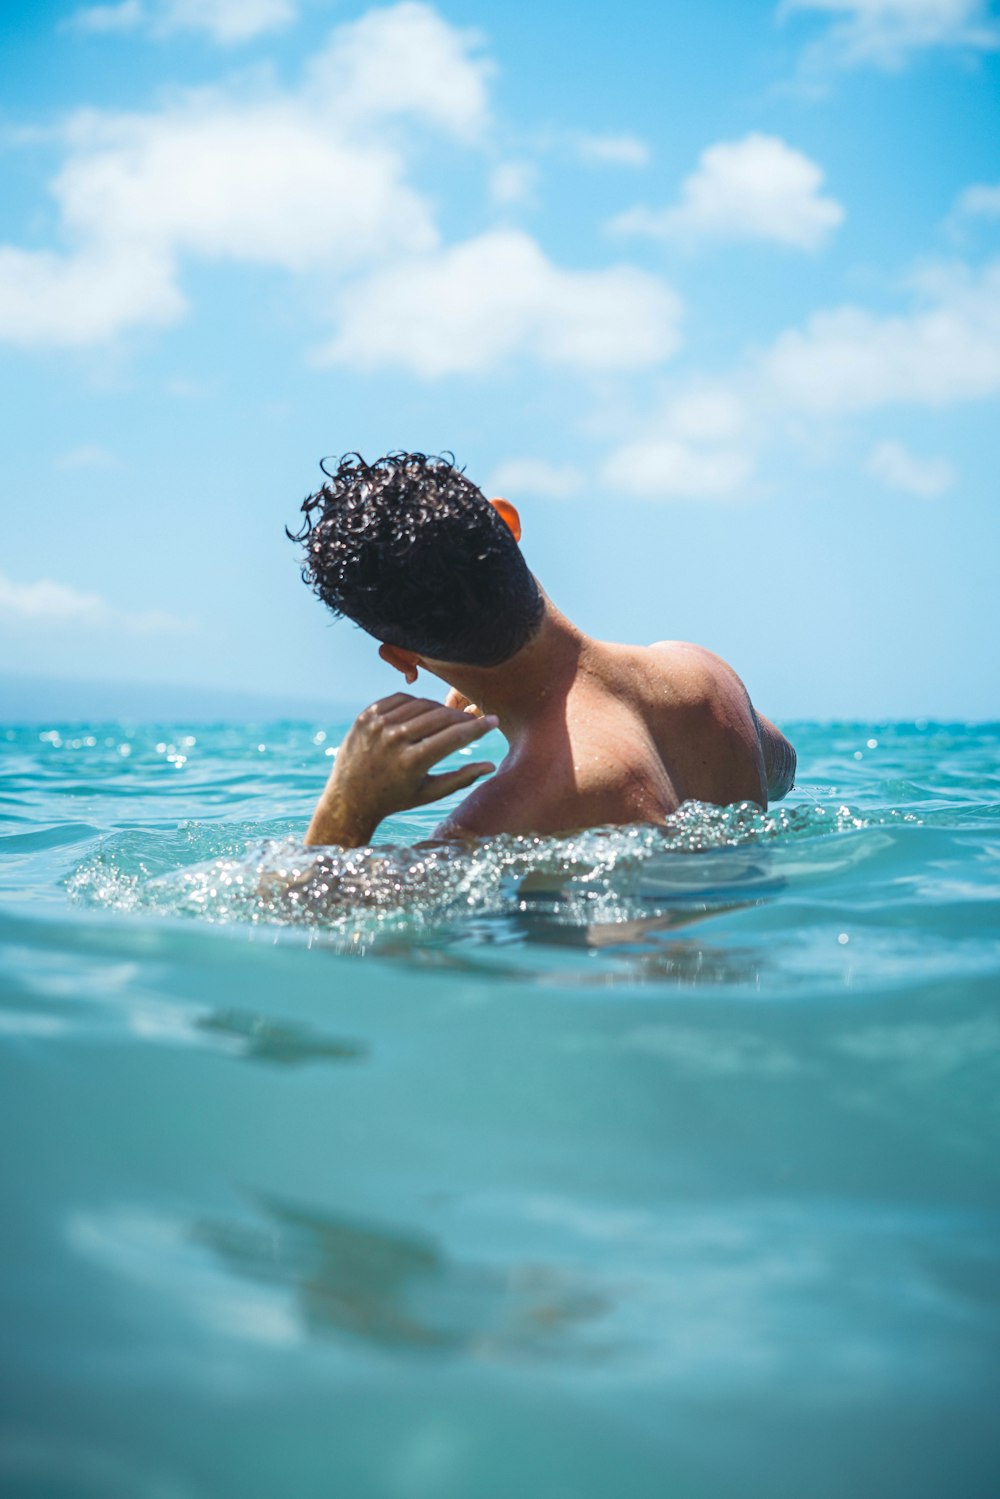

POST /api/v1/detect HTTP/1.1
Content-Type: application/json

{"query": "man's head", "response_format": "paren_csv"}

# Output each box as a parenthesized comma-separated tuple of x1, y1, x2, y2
(289, 452, 543, 670)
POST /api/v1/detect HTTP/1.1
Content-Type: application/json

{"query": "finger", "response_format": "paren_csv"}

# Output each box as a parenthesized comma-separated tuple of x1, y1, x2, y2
(380, 696, 442, 725)
(443, 689, 483, 717)
(371, 692, 415, 716)
(417, 761, 495, 804)
(410, 714, 499, 768)
(400, 705, 473, 742)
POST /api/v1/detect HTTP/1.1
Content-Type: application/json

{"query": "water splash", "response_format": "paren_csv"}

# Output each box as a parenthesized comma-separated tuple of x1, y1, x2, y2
(67, 799, 922, 938)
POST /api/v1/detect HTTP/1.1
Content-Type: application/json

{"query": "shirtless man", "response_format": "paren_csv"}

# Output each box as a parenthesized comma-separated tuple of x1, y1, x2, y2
(288, 452, 795, 848)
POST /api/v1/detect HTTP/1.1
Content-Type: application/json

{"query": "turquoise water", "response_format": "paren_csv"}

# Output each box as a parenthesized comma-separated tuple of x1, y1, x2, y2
(2, 717, 999, 1497)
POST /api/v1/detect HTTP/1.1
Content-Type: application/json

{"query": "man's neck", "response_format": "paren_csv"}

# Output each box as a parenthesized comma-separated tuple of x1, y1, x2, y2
(432, 601, 592, 739)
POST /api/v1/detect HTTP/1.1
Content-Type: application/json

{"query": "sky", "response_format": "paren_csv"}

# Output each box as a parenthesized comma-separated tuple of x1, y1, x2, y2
(0, 0, 998, 721)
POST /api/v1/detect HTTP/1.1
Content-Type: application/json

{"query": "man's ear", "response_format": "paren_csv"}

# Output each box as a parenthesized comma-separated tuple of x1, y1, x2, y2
(490, 497, 522, 542)
(378, 642, 420, 684)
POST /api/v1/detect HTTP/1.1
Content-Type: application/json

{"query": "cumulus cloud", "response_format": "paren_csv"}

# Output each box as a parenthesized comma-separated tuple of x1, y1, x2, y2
(610, 134, 843, 252)
(55, 103, 438, 273)
(867, 440, 956, 496)
(0, 3, 488, 348)
(574, 133, 651, 168)
(306, 3, 492, 142)
(71, 0, 297, 44)
(3, 3, 672, 379)
(604, 439, 754, 501)
(762, 258, 1000, 410)
(487, 458, 584, 499)
(318, 228, 683, 377)
(596, 379, 756, 502)
(0, 240, 183, 348)
(952, 181, 1000, 220)
(0, 573, 191, 633)
(595, 255, 1000, 500)
(781, 0, 1000, 69)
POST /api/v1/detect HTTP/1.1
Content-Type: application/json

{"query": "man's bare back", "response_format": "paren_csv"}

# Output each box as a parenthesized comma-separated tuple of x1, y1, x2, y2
(305, 614, 795, 848)
(435, 639, 788, 839)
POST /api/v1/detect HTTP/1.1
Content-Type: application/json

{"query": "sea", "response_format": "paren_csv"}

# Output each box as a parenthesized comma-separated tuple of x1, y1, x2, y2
(1, 714, 998, 1498)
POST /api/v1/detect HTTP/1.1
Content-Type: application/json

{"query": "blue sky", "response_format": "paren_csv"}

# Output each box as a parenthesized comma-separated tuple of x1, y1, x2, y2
(1, 0, 998, 720)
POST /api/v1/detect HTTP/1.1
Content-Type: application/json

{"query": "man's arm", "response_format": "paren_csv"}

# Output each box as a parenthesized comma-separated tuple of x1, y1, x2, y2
(305, 693, 498, 847)
(754, 712, 796, 803)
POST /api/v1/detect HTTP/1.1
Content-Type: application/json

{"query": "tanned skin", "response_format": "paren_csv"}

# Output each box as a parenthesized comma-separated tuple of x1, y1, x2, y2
(305, 502, 795, 848)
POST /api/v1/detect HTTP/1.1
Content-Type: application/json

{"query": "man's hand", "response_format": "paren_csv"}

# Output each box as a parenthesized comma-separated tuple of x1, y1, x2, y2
(444, 687, 483, 718)
(304, 693, 499, 847)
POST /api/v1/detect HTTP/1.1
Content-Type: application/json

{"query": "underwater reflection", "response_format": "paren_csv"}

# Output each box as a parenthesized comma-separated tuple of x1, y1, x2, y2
(374, 901, 772, 989)
(193, 1195, 610, 1362)
(195, 1008, 367, 1067)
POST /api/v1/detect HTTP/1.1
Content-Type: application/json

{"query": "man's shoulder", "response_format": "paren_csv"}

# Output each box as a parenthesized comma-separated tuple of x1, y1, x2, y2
(434, 762, 542, 841)
(639, 639, 748, 709)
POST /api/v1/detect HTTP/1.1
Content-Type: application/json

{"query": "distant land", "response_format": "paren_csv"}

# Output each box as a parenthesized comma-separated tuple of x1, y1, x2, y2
(0, 671, 352, 725)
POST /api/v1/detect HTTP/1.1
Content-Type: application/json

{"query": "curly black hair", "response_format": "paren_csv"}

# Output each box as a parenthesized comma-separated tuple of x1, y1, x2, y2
(287, 452, 543, 666)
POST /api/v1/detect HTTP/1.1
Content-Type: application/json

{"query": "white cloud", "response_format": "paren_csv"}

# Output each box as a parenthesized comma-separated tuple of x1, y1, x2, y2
(3, 4, 681, 381)
(610, 134, 843, 252)
(318, 228, 683, 377)
(604, 439, 754, 500)
(867, 439, 956, 496)
(0, 4, 492, 348)
(762, 258, 1000, 410)
(158, 0, 297, 44)
(0, 573, 191, 633)
(953, 181, 1000, 219)
(0, 575, 106, 622)
(487, 459, 584, 499)
(55, 103, 437, 274)
(0, 241, 183, 348)
(595, 380, 755, 502)
(574, 133, 651, 168)
(306, 3, 492, 142)
(71, 0, 143, 33)
(489, 161, 539, 206)
(597, 255, 997, 501)
(56, 443, 118, 469)
(71, 0, 297, 44)
(663, 387, 749, 441)
(781, 0, 1000, 69)
(165, 376, 220, 397)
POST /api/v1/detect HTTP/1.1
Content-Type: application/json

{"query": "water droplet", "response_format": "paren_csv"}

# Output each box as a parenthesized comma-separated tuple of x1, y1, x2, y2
(837, 932, 849, 945)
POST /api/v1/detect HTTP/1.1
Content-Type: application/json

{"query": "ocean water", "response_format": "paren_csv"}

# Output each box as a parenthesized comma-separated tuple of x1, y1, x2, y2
(1, 716, 998, 1498)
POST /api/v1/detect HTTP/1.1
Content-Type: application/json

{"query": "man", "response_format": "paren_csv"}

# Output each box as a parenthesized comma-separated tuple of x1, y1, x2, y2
(289, 452, 795, 848)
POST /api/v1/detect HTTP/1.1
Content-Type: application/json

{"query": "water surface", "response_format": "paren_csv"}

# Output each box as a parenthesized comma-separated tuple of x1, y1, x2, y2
(1, 718, 998, 1497)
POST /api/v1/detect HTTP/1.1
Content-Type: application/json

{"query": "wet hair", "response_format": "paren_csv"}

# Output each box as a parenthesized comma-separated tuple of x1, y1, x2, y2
(287, 452, 543, 666)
